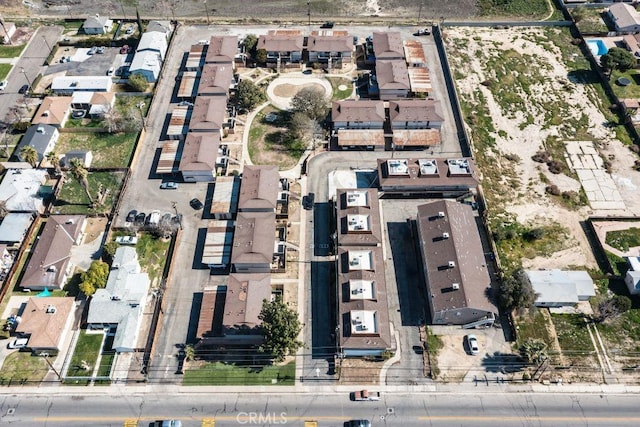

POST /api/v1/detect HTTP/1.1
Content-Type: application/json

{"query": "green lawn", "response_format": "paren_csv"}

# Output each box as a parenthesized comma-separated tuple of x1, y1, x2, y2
(551, 314, 596, 366)
(605, 227, 640, 253)
(52, 171, 125, 214)
(0, 44, 25, 58)
(514, 308, 558, 362)
(248, 105, 306, 170)
(610, 70, 640, 99)
(0, 63, 11, 80)
(0, 352, 49, 384)
(66, 330, 104, 378)
(55, 132, 138, 168)
(136, 232, 171, 283)
(183, 361, 295, 386)
(327, 77, 353, 100)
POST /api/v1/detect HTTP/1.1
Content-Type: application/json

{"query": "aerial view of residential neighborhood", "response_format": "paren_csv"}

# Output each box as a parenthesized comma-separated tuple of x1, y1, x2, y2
(2, 0, 640, 425)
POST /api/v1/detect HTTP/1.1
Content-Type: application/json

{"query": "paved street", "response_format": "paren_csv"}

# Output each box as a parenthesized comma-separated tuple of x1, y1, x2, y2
(0, 26, 62, 129)
(1, 387, 640, 426)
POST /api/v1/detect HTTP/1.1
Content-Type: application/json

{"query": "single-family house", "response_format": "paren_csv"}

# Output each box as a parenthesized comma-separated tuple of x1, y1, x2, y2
(526, 270, 595, 307)
(12, 124, 59, 165)
(375, 60, 410, 100)
(257, 31, 304, 65)
(88, 92, 116, 117)
(205, 35, 238, 64)
(137, 31, 168, 61)
(14, 297, 76, 354)
(32, 97, 72, 128)
(231, 212, 276, 274)
(307, 34, 353, 67)
(608, 3, 640, 34)
(332, 100, 385, 129)
(416, 200, 496, 326)
(337, 246, 392, 357)
(87, 247, 150, 353)
(238, 165, 280, 212)
(19, 215, 86, 291)
(0, 169, 48, 213)
(624, 256, 640, 295)
(129, 50, 162, 83)
(389, 99, 444, 130)
(0, 213, 34, 245)
(197, 63, 234, 97)
(0, 22, 17, 44)
(336, 189, 382, 247)
(179, 132, 221, 182)
(51, 76, 113, 95)
(82, 14, 113, 35)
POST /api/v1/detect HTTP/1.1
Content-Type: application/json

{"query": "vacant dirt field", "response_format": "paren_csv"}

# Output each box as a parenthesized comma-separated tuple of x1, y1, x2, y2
(6, 0, 480, 20)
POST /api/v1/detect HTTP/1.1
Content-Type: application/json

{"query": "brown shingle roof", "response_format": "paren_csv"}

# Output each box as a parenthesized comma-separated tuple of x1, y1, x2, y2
(336, 188, 382, 246)
(238, 165, 280, 211)
(231, 212, 276, 266)
(190, 96, 226, 131)
(32, 97, 71, 126)
(375, 60, 410, 90)
(389, 99, 443, 124)
(179, 132, 220, 172)
(416, 200, 494, 315)
(307, 35, 353, 52)
(206, 35, 237, 63)
(90, 91, 115, 106)
(15, 297, 75, 349)
(372, 31, 404, 59)
(332, 100, 385, 124)
(20, 215, 85, 289)
(222, 273, 271, 330)
(257, 32, 304, 52)
(198, 63, 234, 96)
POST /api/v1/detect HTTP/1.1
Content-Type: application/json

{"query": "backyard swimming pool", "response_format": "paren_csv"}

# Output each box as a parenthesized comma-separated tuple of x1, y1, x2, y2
(587, 39, 609, 56)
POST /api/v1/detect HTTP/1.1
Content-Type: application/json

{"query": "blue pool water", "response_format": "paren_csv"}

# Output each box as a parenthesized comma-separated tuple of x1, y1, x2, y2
(587, 39, 609, 56)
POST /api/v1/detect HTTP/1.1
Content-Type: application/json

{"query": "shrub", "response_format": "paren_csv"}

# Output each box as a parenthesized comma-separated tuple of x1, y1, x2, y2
(547, 160, 564, 174)
(531, 151, 550, 163)
(480, 79, 494, 87)
(524, 227, 545, 241)
(634, 160, 640, 171)
(545, 185, 561, 196)
(629, 145, 640, 154)
(561, 190, 579, 203)
(127, 73, 149, 92)
(504, 153, 520, 162)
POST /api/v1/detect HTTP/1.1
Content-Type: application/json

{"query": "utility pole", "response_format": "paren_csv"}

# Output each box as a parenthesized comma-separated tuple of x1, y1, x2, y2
(307, 1, 311, 26)
(204, 0, 210, 25)
(41, 353, 62, 381)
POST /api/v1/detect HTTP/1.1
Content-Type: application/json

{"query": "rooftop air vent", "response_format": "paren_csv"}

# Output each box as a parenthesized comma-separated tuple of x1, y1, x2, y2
(448, 261, 456, 268)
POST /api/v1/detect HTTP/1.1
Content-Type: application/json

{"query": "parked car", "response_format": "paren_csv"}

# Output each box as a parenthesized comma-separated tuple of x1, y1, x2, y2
(71, 110, 86, 119)
(178, 101, 194, 107)
(466, 334, 479, 355)
(414, 28, 431, 36)
(321, 21, 335, 29)
(97, 46, 106, 54)
(126, 210, 138, 223)
(153, 421, 182, 427)
(160, 181, 179, 190)
(7, 337, 28, 349)
(190, 198, 204, 210)
(135, 212, 146, 225)
(0, 80, 7, 91)
(120, 45, 130, 54)
(87, 47, 97, 55)
(344, 421, 370, 427)
(115, 235, 138, 245)
(350, 390, 381, 401)
(18, 84, 29, 94)
(302, 192, 315, 210)
(107, 67, 115, 76)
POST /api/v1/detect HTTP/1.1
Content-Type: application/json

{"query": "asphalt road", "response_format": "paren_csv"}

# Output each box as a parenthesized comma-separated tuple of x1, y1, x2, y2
(1, 390, 639, 426)
(0, 26, 62, 129)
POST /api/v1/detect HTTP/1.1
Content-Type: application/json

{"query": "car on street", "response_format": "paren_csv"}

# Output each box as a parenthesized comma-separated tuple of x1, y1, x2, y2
(302, 69, 312, 75)
(153, 421, 182, 427)
(321, 21, 334, 29)
(466, 334, 480, 355)
(7, 337, 29, 349)
(344, 421, 370, 427)
(115, 235, 138, 245)
(190, 198, 204, 210)
(0, 80, 7, 91)
(19, 84, 30, 94)
(160, 181, 179, 190)
(126, 210, 137, 223)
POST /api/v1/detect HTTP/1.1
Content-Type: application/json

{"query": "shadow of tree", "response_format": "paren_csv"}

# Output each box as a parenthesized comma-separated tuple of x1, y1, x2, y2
(481, 351, 526, 374)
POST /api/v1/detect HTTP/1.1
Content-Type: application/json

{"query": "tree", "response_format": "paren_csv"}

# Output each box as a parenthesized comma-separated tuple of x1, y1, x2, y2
(236, 79, 266, 111)
(46, 150, 62, 176)
(102, 240, 119, 263)
(102, 105, 124, 133)
(258, 298, 303, 362)
(20, 145, 39, 167)
(241, 34, 258, 56)
(596, 295, 632, 322)
(520, 338, 548, 365)
(255, 48, 267, 65)
(290, 87, 328, 121)
(127, 73, 149, 92)
(69, 158, 93, 204)
(497, 268, 536, 311)
(184, 345, 195, 362)
(0, 13, 12, 45)
(600, 47, 636, 72)
(0, 200, 7, 220)
(79, 260, 109, 296)
(288, 111, 314, 141)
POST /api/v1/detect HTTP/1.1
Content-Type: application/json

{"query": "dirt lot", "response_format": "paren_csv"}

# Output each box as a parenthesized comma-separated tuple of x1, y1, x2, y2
(5, 0, 480, 20)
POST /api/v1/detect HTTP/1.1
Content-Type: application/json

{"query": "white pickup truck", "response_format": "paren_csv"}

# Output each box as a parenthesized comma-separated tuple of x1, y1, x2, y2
(350, 390, 381, 401)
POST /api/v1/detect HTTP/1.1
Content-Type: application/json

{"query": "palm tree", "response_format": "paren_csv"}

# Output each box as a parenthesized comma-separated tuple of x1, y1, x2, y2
(0, 200, 8, 220)
(45, 150, 62, 176)
(20, 145, 39, 167)
(69, 158, 93, 204)
(0, 13, 12, 45)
